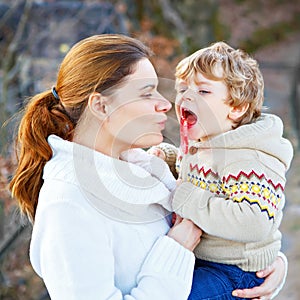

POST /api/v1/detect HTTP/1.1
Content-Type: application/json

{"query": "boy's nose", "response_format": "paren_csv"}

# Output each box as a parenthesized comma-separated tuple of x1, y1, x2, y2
(182, 88, 196, 102)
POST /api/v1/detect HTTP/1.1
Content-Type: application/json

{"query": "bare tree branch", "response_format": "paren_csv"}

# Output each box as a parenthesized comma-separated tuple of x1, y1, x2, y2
(0, 0, 20, 33)
(1, 0, 33, 149)
(157, 0, 186, 34)
(2, 0, 33, 100)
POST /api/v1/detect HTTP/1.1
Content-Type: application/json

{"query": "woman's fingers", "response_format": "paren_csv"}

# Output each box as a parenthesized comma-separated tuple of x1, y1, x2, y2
(232, 255, 285, 299)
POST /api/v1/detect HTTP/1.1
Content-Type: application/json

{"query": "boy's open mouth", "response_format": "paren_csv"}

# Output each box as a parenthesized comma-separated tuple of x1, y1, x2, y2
(181, 108, 197, 126)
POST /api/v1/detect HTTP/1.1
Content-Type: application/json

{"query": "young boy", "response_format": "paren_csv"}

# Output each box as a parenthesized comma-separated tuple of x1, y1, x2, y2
(150, 42, 293, 299)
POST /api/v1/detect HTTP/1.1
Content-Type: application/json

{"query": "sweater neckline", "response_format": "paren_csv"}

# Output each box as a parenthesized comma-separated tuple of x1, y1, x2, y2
(44, 135, 172, 223)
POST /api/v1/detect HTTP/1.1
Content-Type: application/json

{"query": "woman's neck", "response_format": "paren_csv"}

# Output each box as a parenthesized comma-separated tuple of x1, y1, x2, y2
(72, 118, 125, 159)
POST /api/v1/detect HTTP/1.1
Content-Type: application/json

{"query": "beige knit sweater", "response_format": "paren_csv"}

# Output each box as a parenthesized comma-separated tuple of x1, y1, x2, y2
(171, 113, 293, 271)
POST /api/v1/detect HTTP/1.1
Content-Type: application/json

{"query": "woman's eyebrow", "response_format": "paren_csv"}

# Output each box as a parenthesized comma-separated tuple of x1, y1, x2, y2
(139, 84, 156, 90)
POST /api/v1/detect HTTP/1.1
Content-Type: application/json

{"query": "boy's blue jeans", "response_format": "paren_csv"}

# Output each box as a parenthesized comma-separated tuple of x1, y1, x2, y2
(188, 259, 264, 300)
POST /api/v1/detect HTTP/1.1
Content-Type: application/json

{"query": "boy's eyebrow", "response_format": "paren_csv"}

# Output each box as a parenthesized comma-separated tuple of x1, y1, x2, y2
(195, 80, 213, 86)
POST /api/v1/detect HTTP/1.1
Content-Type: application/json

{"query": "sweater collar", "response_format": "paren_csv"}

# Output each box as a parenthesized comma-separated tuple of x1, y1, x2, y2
(191, 113, 293, 170)
(44, 135, 171, 223)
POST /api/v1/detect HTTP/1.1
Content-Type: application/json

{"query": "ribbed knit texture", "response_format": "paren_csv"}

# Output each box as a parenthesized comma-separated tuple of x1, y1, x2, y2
(138, 236, 194, 293)
(154, 142, 179, 178)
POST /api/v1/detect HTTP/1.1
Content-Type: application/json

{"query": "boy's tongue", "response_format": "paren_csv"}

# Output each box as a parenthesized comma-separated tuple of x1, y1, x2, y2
(181, 109, 197, 126)
(180, 109, 197, 154)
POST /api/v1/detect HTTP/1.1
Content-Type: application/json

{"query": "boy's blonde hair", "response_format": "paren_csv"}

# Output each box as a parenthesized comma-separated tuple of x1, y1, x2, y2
(175, 41, 264, 128)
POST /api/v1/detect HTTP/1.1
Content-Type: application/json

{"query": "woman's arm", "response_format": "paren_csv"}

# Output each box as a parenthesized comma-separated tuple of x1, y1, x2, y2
(232, 252, 287, 299)
(34, 199, 200, 300)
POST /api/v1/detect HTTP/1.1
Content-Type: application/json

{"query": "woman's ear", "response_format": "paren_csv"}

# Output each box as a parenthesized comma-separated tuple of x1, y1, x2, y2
(228, 103, 249, 121)
(87, 92, 109, 119)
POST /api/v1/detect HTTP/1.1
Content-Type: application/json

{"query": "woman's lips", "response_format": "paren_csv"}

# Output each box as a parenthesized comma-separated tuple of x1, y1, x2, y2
(181, 108, 197, 126)
(157, 119, 167, 130)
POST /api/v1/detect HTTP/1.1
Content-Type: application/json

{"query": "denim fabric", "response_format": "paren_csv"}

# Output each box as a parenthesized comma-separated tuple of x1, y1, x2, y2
(188, 259, 264, 300)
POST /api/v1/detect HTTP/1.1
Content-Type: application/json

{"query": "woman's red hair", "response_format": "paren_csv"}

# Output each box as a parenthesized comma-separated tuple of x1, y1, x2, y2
(9, 34, 151, 222)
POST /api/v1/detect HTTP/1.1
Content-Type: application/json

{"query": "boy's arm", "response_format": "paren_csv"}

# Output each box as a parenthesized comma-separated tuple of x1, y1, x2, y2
(172, 164, 283, 242)
(147, 142, 179, 178)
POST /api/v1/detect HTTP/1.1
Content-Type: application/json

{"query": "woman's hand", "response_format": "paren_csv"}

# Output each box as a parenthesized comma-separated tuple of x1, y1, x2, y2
(167, 214, 202, 251)
(232, 255, 286, 299)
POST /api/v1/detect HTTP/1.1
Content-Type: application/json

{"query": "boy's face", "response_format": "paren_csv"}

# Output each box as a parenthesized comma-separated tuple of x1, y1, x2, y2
(175, 72, 234, 142)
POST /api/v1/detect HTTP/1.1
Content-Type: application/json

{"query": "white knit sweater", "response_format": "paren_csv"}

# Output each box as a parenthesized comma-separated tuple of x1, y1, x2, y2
(30, 135, 195, 300)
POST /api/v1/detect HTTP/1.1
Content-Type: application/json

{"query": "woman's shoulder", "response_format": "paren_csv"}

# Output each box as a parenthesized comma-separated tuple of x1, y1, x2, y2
(36, 178, 107, 225)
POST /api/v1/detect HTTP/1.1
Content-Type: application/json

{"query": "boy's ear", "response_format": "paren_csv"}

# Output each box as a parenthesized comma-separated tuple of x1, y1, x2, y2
(228, 103, 249, 121)
(87, 92, 109, 119)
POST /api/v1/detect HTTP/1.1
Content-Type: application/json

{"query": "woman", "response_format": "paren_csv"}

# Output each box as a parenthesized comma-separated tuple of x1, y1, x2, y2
(9, 34, 286, 299)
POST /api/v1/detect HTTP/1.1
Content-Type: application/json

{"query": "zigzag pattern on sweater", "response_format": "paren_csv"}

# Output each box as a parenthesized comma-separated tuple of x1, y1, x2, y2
(222, 170, 284, 191)
(232, 195, 276, 219)
(186, 164, 283, 220)
(190, 164, 218, 178)
(189, 163, 284, 191)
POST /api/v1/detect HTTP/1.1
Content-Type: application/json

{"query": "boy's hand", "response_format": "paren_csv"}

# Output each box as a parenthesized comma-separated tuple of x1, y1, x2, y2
(147, 147, 166, 161)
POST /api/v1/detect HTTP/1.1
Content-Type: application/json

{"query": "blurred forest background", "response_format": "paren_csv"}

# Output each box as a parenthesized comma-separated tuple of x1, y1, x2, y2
(0, 0, 300, 299)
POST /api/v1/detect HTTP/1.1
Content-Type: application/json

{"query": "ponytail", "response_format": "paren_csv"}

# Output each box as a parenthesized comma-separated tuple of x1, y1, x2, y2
(9, 90, 74, 222)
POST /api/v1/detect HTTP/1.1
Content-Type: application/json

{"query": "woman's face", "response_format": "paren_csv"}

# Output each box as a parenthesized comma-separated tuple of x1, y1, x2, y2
(102, 58, 171, 154)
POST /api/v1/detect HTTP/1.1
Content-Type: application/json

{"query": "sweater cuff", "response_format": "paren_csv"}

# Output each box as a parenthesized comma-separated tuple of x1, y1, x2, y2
(271, 251, 288, 299)
(155, 143, 178, 178)
(139, 235, 195, 285)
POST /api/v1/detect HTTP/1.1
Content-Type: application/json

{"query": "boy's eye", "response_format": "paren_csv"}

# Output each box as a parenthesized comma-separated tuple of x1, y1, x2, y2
(199, 90, 210, 94)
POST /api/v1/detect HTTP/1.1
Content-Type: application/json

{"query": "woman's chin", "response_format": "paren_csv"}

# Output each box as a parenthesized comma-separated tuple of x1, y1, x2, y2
(135, 134, 164, 149)
(147, 135, 164, 147)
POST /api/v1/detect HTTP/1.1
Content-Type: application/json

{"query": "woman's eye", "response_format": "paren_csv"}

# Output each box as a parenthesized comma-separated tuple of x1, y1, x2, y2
(178, 89, 187, 94)
(142, 93, 152, 98)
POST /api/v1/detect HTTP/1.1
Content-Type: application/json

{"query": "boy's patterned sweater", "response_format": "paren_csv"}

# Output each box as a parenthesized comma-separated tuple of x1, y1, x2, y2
(172, 113, 293, 271)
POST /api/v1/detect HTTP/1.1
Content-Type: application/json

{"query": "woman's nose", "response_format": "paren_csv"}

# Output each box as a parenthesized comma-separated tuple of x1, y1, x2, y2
(156, 94, 172, 112)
